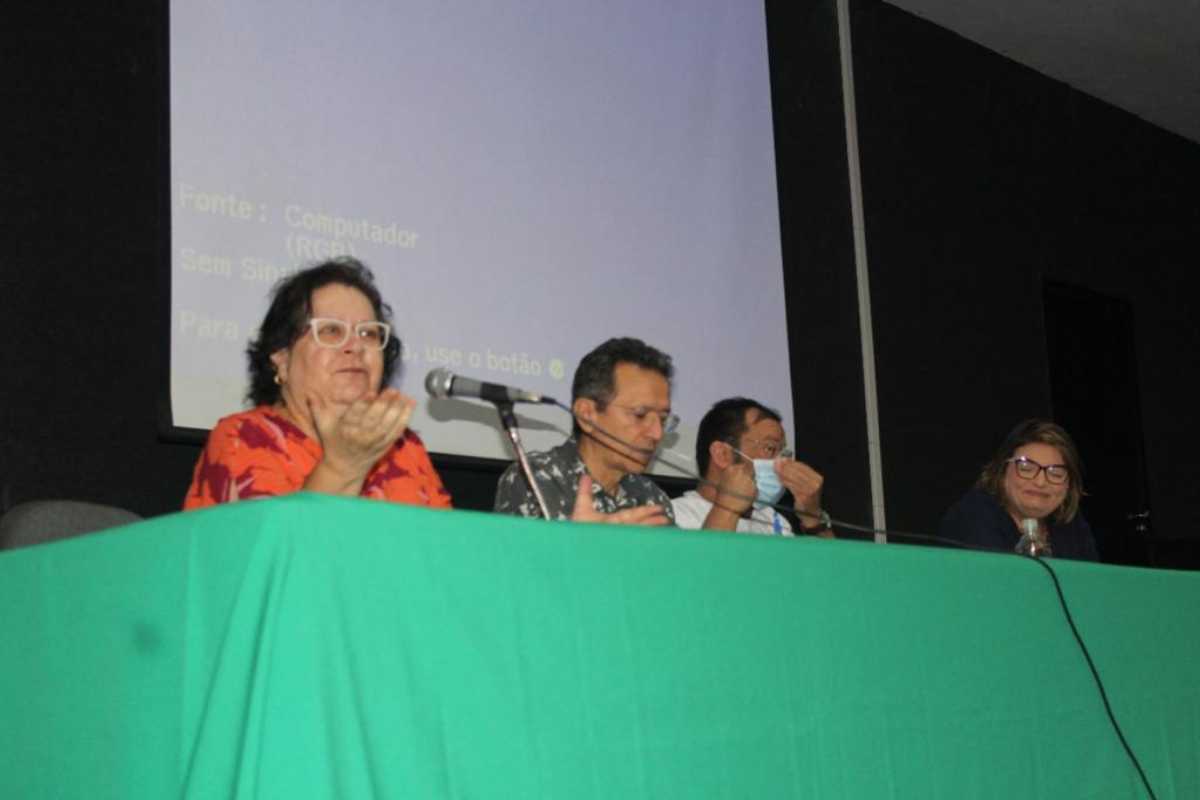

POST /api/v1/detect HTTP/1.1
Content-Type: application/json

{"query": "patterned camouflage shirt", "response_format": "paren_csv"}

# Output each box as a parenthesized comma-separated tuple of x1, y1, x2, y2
(493, 437, 676, 524)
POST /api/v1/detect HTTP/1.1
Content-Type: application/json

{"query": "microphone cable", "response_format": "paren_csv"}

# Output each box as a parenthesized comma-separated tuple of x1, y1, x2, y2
(552, 399, 809, 525)
(549, 400, 1158, 796)
(556, 398, 939, 536)
(1022, 553, 1157, 799)
(819, 510, 1161, 799)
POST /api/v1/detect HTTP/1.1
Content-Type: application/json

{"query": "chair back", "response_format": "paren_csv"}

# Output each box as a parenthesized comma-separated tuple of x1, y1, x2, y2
(0, 500, 142, 551)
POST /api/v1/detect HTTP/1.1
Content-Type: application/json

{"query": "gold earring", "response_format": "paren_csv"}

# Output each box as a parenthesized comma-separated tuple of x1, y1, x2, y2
(274, 373, 284, 386)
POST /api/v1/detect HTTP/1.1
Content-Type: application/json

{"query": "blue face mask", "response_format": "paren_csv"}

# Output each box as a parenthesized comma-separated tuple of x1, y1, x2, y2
(750, 459, 786, 509)
(730, 444, 787, 509)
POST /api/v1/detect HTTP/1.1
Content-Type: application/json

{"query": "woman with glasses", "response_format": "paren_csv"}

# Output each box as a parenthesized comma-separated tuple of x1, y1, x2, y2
(939, 419, 1097, 560)
(184, 258, 450, 510)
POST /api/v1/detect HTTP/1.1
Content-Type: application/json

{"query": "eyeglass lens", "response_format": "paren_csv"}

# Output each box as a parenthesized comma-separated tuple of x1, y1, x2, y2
(1012, 457, 1068, 484)
(744, 437, 791, 459)
(603, 401, 679, 433)
(310, 319, 389, 350)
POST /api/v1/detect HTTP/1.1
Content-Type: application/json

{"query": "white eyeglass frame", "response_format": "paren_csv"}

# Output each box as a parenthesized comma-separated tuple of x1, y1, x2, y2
(307, 317, 391, 350)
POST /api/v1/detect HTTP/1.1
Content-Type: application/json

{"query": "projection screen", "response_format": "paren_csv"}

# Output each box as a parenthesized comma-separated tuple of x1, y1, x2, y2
(170, 0, 792, 476)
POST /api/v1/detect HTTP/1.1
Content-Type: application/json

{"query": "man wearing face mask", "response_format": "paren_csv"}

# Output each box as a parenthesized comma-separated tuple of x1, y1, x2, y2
(672, 397, 831, 536)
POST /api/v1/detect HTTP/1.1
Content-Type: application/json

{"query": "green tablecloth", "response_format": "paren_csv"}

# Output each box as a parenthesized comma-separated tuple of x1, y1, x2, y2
(1, 493, 1196, 798)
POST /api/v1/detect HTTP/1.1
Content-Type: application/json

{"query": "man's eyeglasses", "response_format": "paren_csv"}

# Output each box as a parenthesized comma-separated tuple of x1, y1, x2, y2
(598, 400, 680, 434)
(307, 318, 391, 351)
(741, 436, 792, 460)
(1007, 456, 1069, 485)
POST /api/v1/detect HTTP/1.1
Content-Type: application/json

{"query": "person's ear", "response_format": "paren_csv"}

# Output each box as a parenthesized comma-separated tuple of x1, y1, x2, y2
(573, 397, 597, 432)
(709, 440, 736, 469)
(270, 348, 290, 382)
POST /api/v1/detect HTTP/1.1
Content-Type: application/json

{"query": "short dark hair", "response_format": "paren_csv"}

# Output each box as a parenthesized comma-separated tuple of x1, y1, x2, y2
(570, 337, 674, 435)
(976, 419, 1085, 523)
(246, 257, 401, 406)
(695, 397, 783, 475)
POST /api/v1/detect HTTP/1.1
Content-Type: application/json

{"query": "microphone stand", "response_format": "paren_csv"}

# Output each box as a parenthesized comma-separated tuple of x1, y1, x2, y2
(494, 401, 552, 520)
(1016, 518, 1051, 557)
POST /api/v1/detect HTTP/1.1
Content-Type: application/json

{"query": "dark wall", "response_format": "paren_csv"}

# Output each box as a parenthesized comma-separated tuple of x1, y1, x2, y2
(850, 0, 1200, 560)
(1, 2, 199, 516)
(769, 0, 873, 529)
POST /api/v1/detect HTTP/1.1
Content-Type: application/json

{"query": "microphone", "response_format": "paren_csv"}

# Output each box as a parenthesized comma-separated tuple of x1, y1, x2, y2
(424, 367, 557, 405)
(1016, 517, 1050, 557)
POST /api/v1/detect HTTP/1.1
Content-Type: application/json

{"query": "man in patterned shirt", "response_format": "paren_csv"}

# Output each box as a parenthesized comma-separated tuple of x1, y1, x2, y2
(493, 337, 678, 525)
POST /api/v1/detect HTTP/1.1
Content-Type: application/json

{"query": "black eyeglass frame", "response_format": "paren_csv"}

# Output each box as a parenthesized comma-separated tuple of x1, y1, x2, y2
(1006, 456, 1070, 485)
